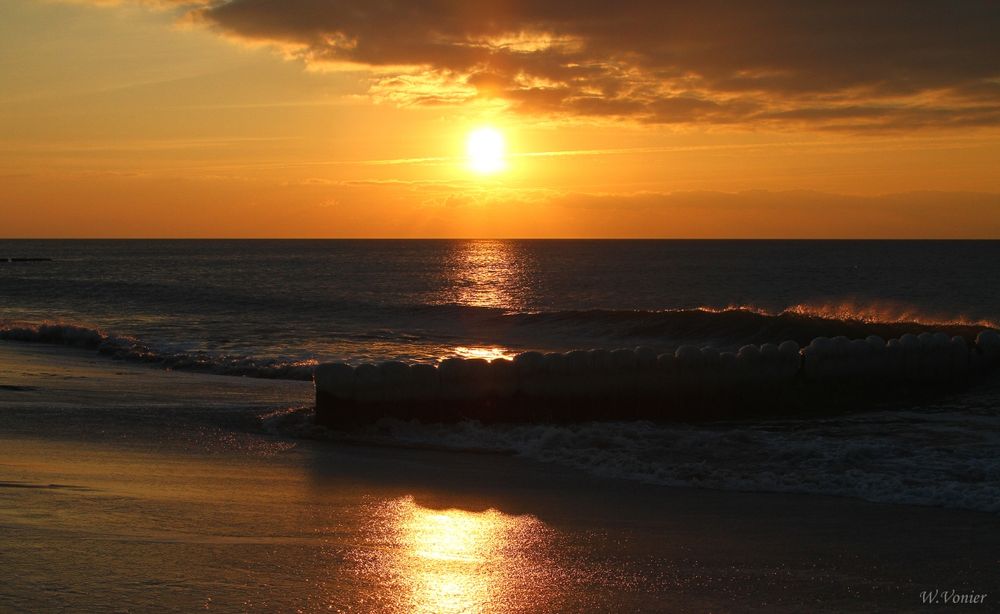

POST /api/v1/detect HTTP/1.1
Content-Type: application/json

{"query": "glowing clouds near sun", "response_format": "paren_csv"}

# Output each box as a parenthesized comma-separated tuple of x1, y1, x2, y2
(184, 1, 1000, 131)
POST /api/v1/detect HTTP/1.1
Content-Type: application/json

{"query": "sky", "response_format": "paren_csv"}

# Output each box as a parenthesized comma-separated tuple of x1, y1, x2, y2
(1, 0, 999, 238)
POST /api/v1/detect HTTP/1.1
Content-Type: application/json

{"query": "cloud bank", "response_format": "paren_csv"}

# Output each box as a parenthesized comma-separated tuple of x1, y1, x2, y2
(133, 0, 1000, 130)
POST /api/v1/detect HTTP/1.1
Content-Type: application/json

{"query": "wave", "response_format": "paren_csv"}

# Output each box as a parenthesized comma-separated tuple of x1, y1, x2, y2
(2, 304, 995, 382)
(411, 301, 996, 346)
(0, 322, 317, 380)
(263, 394, 1000, 513)
(780, 300, 997, 329)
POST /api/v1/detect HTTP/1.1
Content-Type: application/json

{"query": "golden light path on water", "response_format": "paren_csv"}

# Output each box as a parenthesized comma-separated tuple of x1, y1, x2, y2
(445, 239, 528, 310)
(439, 239, 528, 362)
(356, 496, 558, 613)
(453, 346, 516, 361)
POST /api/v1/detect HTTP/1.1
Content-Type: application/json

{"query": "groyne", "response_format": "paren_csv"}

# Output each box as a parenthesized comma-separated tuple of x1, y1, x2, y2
(314, 330, 1000, 425)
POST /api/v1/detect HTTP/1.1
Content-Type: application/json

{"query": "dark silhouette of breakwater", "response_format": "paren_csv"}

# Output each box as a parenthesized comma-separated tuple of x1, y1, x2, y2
(315, 330, 1000, 425)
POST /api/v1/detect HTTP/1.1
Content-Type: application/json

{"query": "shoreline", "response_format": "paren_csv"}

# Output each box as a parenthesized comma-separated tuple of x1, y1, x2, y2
(2, 341, 998, 611)
(3, 428, 998, 612)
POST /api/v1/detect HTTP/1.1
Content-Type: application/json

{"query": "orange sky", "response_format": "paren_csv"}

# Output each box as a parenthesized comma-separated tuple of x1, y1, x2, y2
(1, 0, 999, 238)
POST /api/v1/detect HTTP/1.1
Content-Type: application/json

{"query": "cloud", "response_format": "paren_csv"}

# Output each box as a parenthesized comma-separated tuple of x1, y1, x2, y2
(95, 1, 1000, 130)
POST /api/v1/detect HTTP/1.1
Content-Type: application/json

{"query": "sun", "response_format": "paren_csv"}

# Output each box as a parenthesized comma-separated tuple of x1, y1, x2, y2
(466, 127, 506, 174)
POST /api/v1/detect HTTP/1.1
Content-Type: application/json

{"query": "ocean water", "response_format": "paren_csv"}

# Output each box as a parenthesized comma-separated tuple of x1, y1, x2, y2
(2, 239, 998, 373)
(2, 240, 999, 511)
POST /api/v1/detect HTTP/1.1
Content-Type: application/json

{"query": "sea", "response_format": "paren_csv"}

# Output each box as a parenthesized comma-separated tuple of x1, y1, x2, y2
(2, 239, 999, 512)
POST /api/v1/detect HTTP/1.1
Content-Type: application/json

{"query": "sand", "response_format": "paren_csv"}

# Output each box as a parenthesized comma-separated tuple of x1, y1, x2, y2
(1, 342, 997, 612)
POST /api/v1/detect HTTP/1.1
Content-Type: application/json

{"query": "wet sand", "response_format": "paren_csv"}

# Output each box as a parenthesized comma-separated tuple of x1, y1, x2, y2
(1, 343, 997, 612)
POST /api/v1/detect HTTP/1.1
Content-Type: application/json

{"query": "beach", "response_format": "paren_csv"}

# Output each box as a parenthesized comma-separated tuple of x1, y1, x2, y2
(5, 0, 1000, 607)
(2, 239, 999, 611)
(2, 342, 997, 612)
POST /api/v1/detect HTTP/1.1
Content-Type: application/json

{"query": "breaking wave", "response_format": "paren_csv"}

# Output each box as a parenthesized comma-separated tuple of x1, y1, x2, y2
(0, 322, 317, 380)
(489, 303, 996, 347)
(2, 304, 995, 381)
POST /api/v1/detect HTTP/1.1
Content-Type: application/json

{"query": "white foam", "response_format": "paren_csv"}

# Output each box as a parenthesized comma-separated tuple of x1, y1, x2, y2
(355, 394, 1000, 513)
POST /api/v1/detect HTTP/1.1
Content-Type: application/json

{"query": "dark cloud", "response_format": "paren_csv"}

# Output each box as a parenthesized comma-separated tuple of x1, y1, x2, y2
(175, 0, 1000, 129)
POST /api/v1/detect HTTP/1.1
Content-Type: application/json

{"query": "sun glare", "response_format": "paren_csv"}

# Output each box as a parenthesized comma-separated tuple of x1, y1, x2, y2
(466, 127, 507, 174)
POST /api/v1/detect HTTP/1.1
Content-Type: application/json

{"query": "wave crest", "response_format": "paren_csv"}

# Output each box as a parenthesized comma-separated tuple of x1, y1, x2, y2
(781, 301, 997, 329)
(500, 304, 994, 347)
(0, 322, 316, 380)
(2, 303, 995, 381)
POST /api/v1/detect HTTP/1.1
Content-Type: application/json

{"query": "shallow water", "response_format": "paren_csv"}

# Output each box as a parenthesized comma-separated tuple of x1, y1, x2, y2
(2, 343, 999, 612)
(0, 347, 1000, 613)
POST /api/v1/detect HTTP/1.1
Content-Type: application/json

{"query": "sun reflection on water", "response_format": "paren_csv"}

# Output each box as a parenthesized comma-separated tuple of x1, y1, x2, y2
(444, 240, 529, 310)
(453, 346, 516, 361)
(358, 496, 556, 613)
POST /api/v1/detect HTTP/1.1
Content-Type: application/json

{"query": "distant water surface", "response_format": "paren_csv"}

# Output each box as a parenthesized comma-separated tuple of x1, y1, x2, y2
(1, 240, 997, 374)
